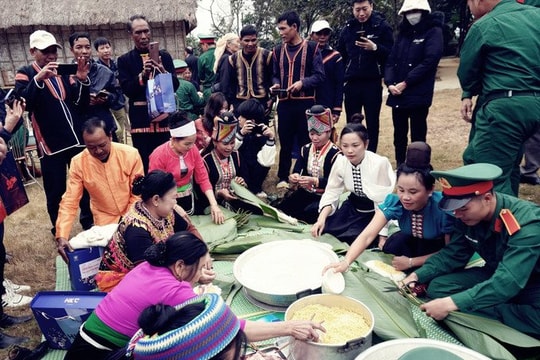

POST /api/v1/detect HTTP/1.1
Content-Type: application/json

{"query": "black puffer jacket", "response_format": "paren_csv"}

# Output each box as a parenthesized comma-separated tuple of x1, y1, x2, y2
(384, 12, 444, 109)
(337, 11, 394, 81)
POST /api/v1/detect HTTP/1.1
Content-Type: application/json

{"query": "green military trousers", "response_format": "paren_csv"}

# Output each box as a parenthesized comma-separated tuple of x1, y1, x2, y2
(427, 267, 540, 339)
(463, 95, 540, 196)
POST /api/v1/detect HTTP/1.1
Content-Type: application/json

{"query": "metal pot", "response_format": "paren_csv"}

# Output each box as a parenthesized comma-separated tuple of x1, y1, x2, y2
(233, 240, 339, 307)
(285, 294, 375, 360)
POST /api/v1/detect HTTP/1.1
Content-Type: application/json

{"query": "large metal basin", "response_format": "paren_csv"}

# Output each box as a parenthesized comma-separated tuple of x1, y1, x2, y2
(285, 294, 375, 360)
(233, 240, 339, 307)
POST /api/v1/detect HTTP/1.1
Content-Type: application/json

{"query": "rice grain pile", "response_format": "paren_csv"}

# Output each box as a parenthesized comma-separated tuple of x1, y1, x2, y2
(290, 304, 371, 344)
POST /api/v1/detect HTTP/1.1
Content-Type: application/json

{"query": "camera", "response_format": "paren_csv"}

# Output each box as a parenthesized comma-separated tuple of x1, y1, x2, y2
(2, 89, 22, 108)
(252, 123, 264, 135)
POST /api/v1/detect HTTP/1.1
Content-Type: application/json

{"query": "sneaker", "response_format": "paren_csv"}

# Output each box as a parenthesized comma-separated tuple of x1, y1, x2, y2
(1, 289, 32, 308)
(3, 279, 31, 294)
(276, 181, 289, 189)
(256, 191, 268, 199)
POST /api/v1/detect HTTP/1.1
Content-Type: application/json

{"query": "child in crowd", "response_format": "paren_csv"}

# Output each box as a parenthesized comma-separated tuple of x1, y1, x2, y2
(195, 92, 228, 153)
(234, 99, 276, 199)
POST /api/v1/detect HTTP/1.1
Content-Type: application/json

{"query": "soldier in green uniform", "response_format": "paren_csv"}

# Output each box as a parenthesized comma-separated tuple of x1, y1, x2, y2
(173, 59, 205, 121)
(457, 0, 540, 196)
(402, 163, 540, 338)
(197, 34, 217, 101)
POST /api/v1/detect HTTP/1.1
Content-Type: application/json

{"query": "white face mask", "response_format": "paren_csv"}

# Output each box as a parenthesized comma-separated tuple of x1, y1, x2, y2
(406, 12, 422, 26)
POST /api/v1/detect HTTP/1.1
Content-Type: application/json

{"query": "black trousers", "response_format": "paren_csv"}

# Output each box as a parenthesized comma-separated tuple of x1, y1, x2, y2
(382, 231, 445, 258)
(276, 99, 313, 181)
(40, 147, 93, 232)
(131, 132, 170, 174)
(243, 161, 270, 194)
(344, 79, 383, 153)
(391, 106, 429, 166)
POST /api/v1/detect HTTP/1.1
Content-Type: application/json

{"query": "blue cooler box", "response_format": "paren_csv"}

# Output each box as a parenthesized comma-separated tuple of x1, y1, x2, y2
(31, 291, 107, 350)
(67, 247, 104, 291)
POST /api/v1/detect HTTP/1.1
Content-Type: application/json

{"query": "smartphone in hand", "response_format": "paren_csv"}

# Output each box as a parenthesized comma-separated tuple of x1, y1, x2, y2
(57, 63, 78, 75)
(96, 90, 110, 99)
(356, 30, 367, 42)
(149, 41, 160, 63)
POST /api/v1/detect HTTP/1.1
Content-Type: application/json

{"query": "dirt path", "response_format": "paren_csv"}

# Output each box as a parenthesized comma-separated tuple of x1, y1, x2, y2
(435, 57, 460, 91)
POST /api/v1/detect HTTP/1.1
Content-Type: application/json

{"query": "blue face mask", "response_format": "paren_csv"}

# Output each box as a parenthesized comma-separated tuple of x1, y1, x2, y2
(406, 12, 422, 26)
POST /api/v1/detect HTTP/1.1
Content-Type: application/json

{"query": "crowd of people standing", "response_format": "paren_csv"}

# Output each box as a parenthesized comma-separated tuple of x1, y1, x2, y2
(0, 0, 539, 356)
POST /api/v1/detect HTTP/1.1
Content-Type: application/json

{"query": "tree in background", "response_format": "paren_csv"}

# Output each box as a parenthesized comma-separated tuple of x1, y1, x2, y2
(202, 0, 469, 55)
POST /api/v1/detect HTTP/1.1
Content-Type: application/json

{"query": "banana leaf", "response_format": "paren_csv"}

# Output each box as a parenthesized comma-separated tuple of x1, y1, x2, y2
(191, 215, 238, 250)
(342, 266, 422, 339)
(443, 312, 540, 360)
(230, 182, 298, 224)
(343, 251, 425, 340)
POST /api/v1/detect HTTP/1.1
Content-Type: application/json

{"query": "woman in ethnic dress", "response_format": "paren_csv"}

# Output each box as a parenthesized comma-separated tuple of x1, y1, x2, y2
(149, 111, 225, 223)
(96, 170, 213, 292)
(200, 112, 261, 214)
(324, 142, 454, 273)
(277, 105, 341, 223)
(311, 117, 396, 244)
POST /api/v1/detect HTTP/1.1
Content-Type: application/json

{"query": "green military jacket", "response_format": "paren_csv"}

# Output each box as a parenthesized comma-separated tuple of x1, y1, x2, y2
(198, 47, 216, 92)
(176, 79, 205, 120)
(458, 0, 540, 100)
(416, 193, 540, 312)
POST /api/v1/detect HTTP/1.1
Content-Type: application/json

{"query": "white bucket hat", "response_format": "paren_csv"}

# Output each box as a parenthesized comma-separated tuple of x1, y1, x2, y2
(398, 0, 431, 15)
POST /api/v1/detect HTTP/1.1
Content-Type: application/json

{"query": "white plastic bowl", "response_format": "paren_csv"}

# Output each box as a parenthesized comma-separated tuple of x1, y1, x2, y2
(321, 268, 345, 294)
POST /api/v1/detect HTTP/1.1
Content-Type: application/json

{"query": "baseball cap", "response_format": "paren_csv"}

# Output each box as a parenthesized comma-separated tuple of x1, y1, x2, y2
(431, 163, 502, 211)
(30, 30, 63, 50)
(311, 20, 332, 34)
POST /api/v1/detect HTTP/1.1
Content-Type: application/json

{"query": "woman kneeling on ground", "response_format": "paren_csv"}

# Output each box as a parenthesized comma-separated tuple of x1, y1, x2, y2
(66, 232, 324, 360)
(324, 142, 454, 273)
(277, 105, 341, 224)
(311, 116, 396, 244)
(129, 294, 247, 359)
(96, 170, 213, 292)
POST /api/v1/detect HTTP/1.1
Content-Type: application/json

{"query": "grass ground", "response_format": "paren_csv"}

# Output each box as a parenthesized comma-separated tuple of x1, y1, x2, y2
(1, 57, 539, 356)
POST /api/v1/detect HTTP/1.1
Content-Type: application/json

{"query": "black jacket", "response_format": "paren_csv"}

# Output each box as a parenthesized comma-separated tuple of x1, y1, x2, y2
(337, 11, 394, 81)
(384, 12, 444, 109)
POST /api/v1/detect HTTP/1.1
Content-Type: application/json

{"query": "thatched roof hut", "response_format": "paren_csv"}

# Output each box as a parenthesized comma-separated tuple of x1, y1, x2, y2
(0, 0, 198, 86)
